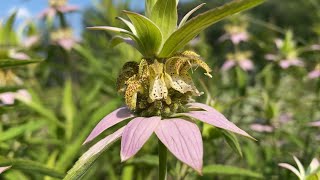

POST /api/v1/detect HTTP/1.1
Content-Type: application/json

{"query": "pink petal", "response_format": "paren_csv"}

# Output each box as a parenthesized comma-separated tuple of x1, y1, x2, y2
(15, 89, 32, 103)
(121, 116, 161, 161)
(184, 103, 254, 139)
(0, 166, 11, 174)
(23, 36, 39, 48)
(155, 118, 203, 174)
(230, 32, 248, 45)
(275, 39, 283, 49)
(308, 70, 320, 79)
(239, 59, 254, 71)
(0, 92, 16, 105)
(250, 124, 274, 133)
(57, 5, 80, 13)
(57, 39, 76, 50)
(9, 52, 30, 60)
(279, 60, 291, 69)
(81, 126, 125, 161)
(309, 121, 320, 127)
(221, 60, 236, 71)
(83, 107, 134, 144)
(265, 54, 277, 61)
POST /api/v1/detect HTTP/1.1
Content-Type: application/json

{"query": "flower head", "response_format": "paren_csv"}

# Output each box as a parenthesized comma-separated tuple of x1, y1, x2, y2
(219, 20, 249, 45)
(50, 28, 77, 50)
(39, 0, 79, 19)
(221, 51, 254, 71)
(265, 31, 304, 69)
(308, 64, 320, 79)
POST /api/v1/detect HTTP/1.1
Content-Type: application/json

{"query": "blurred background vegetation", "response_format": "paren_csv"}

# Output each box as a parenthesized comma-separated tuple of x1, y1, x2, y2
(0, 0, 320, 179)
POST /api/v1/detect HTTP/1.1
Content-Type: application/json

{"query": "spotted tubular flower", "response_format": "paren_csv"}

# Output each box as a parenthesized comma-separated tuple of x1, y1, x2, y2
(64, 0, 264, 179)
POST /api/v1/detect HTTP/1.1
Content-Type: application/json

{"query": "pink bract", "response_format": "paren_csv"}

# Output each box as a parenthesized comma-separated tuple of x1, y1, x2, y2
(308, 69, 320, 79)
(84, 103, 253, 172)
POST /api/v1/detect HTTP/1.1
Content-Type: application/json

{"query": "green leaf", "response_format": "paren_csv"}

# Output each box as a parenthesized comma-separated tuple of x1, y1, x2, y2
(0, 121, 45, 142)
(203, 165, 263, 179)
(0, 12, 18, 45)
(63, 128, 124, 180)
(0, 158, 64, 178)
(123, 10, 163, 57)
(145, 0, 158, 17)
(178, 3, 206, 28)
(150, 0, 178, 40)
(159, 0, 265, 57)
(110, 36, 136, 48)
(87, 26, 144, 55)
(0, 58, 42, 68)
(116, 17, 137, 35)
(62, 79, 75, 141)
(221, 130, 243, 157)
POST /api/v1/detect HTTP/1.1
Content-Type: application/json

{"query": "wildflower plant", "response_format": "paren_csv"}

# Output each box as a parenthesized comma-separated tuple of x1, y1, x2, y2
(64, 0, 264, 179)
(279, 156, 320, 180)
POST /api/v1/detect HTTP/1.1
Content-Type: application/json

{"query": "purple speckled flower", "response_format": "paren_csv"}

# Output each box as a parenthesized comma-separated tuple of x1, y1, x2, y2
(84, 103, 253, 173)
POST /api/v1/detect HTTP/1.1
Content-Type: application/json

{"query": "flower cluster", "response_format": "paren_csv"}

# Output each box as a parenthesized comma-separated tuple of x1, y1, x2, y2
(117, 51, 212, 117)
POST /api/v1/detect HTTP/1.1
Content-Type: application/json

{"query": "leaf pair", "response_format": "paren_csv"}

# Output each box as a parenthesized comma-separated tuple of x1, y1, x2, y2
(88, 0, 265, 58)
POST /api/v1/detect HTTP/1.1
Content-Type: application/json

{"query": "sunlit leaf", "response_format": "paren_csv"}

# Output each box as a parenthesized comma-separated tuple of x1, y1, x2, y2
(221, 130, 243, 157)
(62, 79, 75, 141)
(145, 0, 157, 17)
(150, 0, 178, 40)
(159, 0, 265, 57)
(123, 10, 163, 57)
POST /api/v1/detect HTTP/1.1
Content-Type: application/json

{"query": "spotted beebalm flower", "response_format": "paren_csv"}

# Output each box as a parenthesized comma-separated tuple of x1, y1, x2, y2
(39, 0, 79, 19)
(265, 31, 304, 69)
(308, 64, 320, 79)
(65, 0, 264, 178)
(279, 156, 320, 180)
(0, 166, 11, 174)
(219, 23, 249, 45)
(221, 51, 254, 71)
(50, 28, 77, 50)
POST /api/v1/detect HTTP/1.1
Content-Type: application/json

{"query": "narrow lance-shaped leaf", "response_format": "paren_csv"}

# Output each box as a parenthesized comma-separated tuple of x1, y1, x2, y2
(123, 10, 163, 57)
(179, 3, 206, 28)
(62, 79, 75, 141)
(87, 26, 144, 54)
(150, 0, 178, 40)
(159, 0, 265, 57)
(0, 58, 42, 69)
(116, 17, 137, 35)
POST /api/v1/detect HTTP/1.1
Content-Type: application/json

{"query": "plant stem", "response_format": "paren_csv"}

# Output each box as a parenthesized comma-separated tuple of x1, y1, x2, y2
(158, 139, 167, 180)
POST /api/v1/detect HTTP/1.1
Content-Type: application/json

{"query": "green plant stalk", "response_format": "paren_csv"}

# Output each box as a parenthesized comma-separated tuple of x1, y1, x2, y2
(158, 139, 167, 180)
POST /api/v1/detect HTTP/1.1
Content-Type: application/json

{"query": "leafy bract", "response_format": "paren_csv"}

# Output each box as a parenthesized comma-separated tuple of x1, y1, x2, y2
(0, 58, 42, 68)
(159, 0, 265, 57)
(203, 165, 263, 178)
(150, 0, 178, 40)
(179, 3, 206, 28)
(145, 0, 158, 17)
(123, 10, 163, 58)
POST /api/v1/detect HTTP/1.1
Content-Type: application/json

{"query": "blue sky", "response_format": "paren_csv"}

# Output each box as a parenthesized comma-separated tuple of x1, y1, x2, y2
(0, 0, 190, 37)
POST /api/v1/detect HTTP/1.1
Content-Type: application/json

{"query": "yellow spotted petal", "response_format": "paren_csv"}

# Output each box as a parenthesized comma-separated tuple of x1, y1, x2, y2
(180, 51, 212, 78)
(116, 61, 139, 92)
(165, 56, 186, 75)
(138, 59, 149, 81)
(165, 72, 193, 94)
(149, 74, 168, 102)
(125, 76, 143, 110)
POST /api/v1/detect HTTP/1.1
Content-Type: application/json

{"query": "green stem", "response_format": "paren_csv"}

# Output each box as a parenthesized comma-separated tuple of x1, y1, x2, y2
(158, 139, 167, 180)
